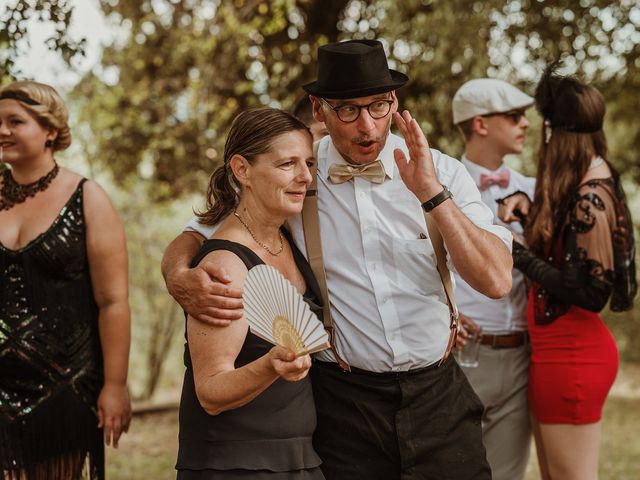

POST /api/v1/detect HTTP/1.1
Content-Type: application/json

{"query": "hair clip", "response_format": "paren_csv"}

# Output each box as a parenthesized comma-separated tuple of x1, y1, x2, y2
(544, 119, 552, 144)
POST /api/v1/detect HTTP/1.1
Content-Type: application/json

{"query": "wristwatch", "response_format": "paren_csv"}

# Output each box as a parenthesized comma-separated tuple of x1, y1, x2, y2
(421, 185, 453, 212)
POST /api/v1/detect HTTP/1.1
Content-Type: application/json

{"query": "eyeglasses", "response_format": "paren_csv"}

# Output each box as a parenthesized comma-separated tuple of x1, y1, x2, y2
(482, 110, 527, 124)
(320, 98, 394, 123)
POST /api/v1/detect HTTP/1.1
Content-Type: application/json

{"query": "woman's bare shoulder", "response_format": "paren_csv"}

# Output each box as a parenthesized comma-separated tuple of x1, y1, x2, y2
(198, 248, 250, 288)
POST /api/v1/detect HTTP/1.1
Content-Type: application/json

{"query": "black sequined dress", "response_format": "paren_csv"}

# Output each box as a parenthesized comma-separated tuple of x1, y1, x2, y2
(0, 179, 104, 479)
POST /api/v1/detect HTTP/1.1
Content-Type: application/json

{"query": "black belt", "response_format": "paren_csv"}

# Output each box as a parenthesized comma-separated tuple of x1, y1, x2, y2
(479, 331, 529, 349)
(313, 358, 446, 379)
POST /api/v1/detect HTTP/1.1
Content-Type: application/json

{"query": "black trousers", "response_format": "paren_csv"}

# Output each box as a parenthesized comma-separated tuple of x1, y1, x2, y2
(311, 356, 491, 480)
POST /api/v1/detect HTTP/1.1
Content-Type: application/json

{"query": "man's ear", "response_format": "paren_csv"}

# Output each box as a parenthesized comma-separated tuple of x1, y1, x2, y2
(310, 96, 325, 122)
(390, 91, 399, 113)
(471, 116, 489, 137)
(229, 154, 251, 187)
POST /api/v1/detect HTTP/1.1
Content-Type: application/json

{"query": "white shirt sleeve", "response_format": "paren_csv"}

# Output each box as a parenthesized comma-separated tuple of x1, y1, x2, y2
(184, 215, 219, 239)
(433, 150, 513, 253)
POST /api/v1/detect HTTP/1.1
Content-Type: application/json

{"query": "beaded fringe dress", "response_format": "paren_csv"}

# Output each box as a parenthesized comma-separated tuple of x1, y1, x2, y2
(0, 179, 104, 479)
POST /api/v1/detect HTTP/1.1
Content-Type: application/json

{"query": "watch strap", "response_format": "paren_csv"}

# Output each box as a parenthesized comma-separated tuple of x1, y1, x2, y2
(422, 185, 452, 212)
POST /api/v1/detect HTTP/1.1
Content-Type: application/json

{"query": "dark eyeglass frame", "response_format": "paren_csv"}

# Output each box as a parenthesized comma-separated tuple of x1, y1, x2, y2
(320, 97, 394, 123)
(481, 109, 527, 124)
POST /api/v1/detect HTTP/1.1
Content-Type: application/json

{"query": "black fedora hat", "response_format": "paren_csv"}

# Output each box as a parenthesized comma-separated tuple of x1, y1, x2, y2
(303, 40, 408, 99)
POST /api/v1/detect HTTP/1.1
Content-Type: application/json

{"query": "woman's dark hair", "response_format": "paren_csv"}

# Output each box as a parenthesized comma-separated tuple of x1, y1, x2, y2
(196, 108, 311, 226)
(525, 65, 609, 251)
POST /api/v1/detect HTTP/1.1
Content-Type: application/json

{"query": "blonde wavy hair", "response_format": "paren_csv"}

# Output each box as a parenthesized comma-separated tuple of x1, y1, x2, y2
(0, 80, 71, 151)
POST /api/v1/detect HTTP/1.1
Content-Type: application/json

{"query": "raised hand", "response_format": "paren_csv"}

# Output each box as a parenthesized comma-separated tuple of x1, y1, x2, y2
(392, 110, 443, 202)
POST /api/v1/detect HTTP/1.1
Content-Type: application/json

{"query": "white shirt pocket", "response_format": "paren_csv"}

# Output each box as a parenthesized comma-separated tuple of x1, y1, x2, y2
(390, 237, 440, 296)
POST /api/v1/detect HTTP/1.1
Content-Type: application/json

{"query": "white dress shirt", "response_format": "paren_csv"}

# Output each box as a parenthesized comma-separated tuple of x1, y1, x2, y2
(186, 134, 511, 372)
(454, 156, 535, 334)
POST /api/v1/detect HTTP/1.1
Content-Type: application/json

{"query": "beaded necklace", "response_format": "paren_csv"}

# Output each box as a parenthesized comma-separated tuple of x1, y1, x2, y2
(0, 163, 60, 211)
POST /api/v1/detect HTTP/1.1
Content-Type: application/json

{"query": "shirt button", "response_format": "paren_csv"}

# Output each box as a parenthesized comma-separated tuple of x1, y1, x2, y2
(360, 191, 366, 198)
(382, 297, 389, 304)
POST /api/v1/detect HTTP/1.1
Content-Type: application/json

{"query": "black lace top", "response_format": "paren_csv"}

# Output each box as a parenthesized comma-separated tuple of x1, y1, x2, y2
(0, 179, 104, 479)
(514, 177, 637, 324)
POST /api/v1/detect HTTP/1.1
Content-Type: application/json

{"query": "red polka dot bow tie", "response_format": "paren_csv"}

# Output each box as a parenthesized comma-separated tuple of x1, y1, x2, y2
(479, 169, 510, 191)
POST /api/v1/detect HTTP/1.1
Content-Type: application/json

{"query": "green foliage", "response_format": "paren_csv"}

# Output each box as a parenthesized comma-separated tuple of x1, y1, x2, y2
(71, 0, 350, 200)
(65, 0, 640, 196)
(0, 0, 86, 81)
(111, 179, 198, 400)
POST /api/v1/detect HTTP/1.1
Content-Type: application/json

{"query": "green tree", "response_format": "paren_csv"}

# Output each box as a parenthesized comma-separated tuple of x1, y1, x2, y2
(0, 0, 86, 81)
(72, 0, 351, 199)
(71, 0, 640, 192)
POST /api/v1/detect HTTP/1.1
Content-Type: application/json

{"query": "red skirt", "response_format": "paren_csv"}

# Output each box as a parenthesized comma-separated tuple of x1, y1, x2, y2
(527, 290, 619, 424)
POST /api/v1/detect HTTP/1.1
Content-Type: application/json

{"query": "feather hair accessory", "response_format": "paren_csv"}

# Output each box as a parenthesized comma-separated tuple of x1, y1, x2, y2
(535, 63, 602, 134)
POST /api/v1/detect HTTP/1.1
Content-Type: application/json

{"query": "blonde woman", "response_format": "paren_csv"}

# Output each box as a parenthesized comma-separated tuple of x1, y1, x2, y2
(0, 81, 131, 479)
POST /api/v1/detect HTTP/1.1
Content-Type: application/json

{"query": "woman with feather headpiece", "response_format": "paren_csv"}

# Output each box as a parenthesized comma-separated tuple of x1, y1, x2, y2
(499, 66, 636, 479)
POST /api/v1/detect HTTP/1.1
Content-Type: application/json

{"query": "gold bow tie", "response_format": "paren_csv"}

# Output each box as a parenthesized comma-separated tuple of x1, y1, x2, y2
(328, 160, 386, 184)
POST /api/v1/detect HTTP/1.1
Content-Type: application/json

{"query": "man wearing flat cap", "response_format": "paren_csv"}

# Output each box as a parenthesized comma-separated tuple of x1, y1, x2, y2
(163, 40, 514, 479)
(452, 78, 535, 480)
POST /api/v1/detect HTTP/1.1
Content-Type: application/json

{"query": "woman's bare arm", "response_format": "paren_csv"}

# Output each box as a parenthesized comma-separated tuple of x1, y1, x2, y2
(161, 232, 244, 325)
(84, 180, 131, 448)
(188, 250, 311, 416)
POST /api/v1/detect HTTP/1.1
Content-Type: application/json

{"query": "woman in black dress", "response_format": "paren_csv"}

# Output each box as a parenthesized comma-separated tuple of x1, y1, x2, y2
(0, 81, 132, 479)
(175, 108, 324, 479)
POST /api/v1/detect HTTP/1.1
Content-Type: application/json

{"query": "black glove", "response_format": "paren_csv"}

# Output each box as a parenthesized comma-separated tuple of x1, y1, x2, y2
(512, 242, 610, 312)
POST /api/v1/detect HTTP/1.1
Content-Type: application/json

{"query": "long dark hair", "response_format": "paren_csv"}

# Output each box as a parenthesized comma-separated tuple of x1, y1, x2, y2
(196, 108, 310, 226)
(525, 67, 608, 252)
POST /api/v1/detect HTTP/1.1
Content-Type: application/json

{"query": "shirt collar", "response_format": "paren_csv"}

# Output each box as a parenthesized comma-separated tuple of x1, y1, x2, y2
(461, 155, 508, 185)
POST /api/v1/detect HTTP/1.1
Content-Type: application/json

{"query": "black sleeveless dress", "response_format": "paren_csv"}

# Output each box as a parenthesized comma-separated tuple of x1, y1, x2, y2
(175, 234, 325, 480)
(0, 179, 104, 479)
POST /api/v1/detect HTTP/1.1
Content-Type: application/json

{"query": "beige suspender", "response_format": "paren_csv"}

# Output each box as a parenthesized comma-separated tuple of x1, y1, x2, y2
(301, 142, 459, 371)
(302, 146, 351, 371)
(423, 214, 460, 366)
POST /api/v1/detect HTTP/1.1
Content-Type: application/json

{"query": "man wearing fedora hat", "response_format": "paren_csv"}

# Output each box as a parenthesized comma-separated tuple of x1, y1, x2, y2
(452, 78, 535, 480)
(162, 40, 514, 479)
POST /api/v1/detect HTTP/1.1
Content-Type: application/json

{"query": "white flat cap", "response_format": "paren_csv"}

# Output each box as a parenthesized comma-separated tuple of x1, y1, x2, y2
(452, 78, 533, 124)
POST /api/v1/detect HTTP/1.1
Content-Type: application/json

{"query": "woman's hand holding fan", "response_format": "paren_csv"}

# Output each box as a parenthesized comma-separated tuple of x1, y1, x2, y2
(266, 346, 312, 382)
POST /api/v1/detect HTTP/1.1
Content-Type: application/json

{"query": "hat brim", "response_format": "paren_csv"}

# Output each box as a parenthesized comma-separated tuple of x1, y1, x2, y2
(302, 70, 408, 99)
(453, 101, 535, 125)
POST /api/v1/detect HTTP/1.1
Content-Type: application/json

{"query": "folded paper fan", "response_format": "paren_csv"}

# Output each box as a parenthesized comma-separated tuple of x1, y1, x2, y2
(243, 264, 330, 356)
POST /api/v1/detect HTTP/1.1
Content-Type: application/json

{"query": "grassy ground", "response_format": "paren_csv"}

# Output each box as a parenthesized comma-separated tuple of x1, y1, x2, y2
(108, 365, 640, 479)
(107, 397, 640, 480)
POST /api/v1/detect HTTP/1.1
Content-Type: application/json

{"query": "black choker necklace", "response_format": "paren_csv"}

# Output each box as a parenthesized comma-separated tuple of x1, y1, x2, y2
(0, 163, 60, 211)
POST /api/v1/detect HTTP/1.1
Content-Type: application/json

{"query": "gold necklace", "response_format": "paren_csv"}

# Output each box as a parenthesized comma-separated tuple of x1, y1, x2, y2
(233, 210, 284, 256)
